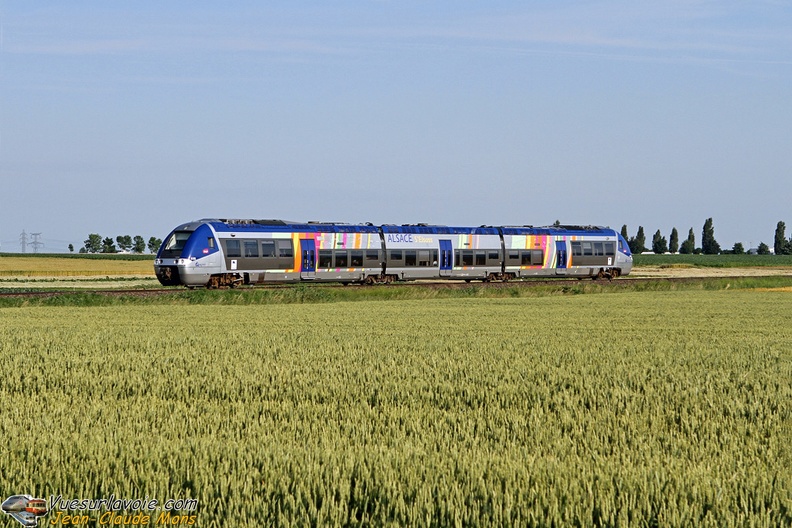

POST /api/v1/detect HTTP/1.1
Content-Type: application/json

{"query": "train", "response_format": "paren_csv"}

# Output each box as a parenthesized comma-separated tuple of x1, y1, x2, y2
(154, 219, 633, 288)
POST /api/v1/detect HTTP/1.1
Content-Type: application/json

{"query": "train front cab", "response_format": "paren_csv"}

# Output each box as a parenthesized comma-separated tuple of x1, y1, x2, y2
(155, 223, 221, 287)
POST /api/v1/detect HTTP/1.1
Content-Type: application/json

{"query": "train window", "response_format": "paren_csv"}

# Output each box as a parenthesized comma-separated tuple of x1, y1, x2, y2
(475, 252, 486, 266)
(335, 251, 348, 268)
(366, 250, 379, 262)
(521, 252, 531, 265)
(226, 240, 241, 258)
(583, 242, 593, 256)
(277, 240, 294, 258)
(571, 242, 582, 256)
(244, 240, 259, 258)
(488, 251, 500, 261)
(319, 250, 332, 268)
(260, 240, 276, 258)
(594, 242, 604, 256)
(405, 250, 417, 266)
(418, 250, 431, 267)
(389, 250, 402, 261)
(432, 250, 438, 265)
(455, 251, 461, 265)
(161, 231, 192, 257)
(351, 250, 363, 267)
(462, 251, 474, 266)
(208, 238, 215, 249)
(532, 250, 544, 265)
(508, 250, 520, 263)
(605, 242, 615, 256)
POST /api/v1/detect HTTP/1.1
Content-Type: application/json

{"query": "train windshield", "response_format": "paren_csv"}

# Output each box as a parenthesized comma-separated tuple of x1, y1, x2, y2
(160, 231, 192, 258)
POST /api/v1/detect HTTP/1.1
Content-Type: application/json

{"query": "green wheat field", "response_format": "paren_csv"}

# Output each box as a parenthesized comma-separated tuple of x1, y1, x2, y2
(1, 290, 790, 526)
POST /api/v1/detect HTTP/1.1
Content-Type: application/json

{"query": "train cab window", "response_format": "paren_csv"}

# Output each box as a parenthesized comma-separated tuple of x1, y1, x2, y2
(605, 242, 615, 256)
(351, 250, 364, 267)
(161, 231, 192, 257)
(475, 252, 486, 266)
(277, 240, 294, 258)
(366, 250, 379, 262)
(226, 240, 241, 258)
(405, 250, 417, 266)
(208, 238, 215, 249)
(583, 242, 593, 256)
(244, 240, 259, 258)
(261, 240, 276, 258)
(335, 251, 348, 268)
(594, 242, 605, 256)
(532, 250, 544, 265)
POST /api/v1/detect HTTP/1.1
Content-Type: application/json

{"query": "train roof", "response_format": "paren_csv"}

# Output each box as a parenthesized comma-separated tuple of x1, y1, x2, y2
(187, 219, 615, 237)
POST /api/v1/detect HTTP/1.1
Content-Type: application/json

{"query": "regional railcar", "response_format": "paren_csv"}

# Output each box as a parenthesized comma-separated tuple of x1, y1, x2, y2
(154, 219, 632, 288)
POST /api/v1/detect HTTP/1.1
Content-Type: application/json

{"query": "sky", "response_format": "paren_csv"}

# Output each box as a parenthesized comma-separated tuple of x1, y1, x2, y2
(1, 1, 790, 252)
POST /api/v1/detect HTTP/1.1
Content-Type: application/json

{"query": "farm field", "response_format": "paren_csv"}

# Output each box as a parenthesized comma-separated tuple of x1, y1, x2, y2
(1, 291, 790, 526)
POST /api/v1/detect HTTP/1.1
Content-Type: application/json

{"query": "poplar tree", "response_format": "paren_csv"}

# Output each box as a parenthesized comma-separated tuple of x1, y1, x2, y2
(774, 221, 789, 255)
(669, 228, 679, 254)
(679, 228, 695, 254)
(701, 218, 721, 255)
(652, 230, 668, 254)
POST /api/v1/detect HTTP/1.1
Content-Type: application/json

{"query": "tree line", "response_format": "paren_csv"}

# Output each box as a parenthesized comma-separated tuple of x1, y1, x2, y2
(621, 218, 792, 255)
(75, 234, 163, 254)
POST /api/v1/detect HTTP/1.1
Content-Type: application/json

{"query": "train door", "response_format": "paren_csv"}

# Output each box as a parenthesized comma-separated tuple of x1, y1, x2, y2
(555, 240, 568, 275)
(439, 240, 453, 277)
(300, 239, 316, 280)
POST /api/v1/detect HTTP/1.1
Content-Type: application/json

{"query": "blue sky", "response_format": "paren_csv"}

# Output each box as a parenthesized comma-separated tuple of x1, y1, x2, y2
(1, 1, 790, 252)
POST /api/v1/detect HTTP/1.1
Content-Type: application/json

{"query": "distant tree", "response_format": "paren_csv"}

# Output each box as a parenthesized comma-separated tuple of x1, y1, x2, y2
(679, 228, 696, 254)
(101, 237, 117, 253)
(68, 244, 74, 253)
(133, 236, 146, 254)
(620, 225, 629, 241)
(774, 221, 789, 255)
(651, 230, 668, 254)
(757, 242, 771, 255)
(553, 219, 561, 227)
(84, 234, 102, 254)
(629, 226, 646, 254)
(148, 237, 162, 254)
(116, 235, 133, 252)
(732, 242, 745, 255)
(701, 218, 721, 255)
(669, 228, 679, 254)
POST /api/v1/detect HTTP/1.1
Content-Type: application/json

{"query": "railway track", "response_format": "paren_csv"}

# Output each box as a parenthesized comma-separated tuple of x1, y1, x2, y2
(0, 274, 777, 300)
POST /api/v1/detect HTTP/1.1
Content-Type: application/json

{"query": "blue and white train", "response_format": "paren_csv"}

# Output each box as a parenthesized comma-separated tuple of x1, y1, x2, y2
(154, 219, 633, 288)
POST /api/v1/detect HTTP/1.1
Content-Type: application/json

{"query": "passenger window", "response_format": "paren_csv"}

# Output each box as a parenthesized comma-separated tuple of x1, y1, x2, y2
(277, 240, 294, 258)
(319, 250, 332, 268)
(366, 250, 379, 262)
(418, 250, 431, 267)
(532, 250, 544, 265)
(335, 251, 348, 267)
(508, 251, 520, 262)
(390, 250, 402, 261)
(244, 240, 258, 258)
(351, 251, 363, 267)
(594, 242, 604, 256)
(261, 240, 276, 258)
(605, 242, 615, 256)
(226, 240, 241, 258)
(405, 251, 417, 266)
(521, 252, 532, 265)
(571, 242, 582, 256)
(462, 251, 474, 266)
(475, 252, 486, 266)
(488, 251, 500, 261)
(583, 242, 593, 256)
